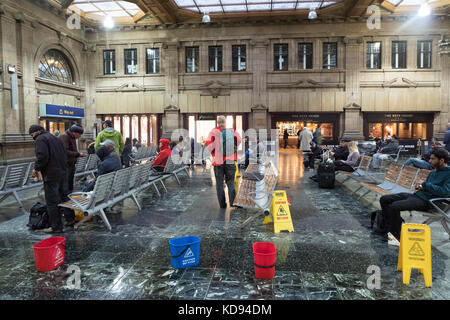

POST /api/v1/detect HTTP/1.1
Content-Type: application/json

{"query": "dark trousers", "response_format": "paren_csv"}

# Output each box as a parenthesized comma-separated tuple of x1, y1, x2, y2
(43, 174, 74, 231)
(284, 138, 288, 148)
(213, 164, 236, 208)
(380, 193, 429, 239)
(334, 161, 355, 172)
(67, 165, 75, 193)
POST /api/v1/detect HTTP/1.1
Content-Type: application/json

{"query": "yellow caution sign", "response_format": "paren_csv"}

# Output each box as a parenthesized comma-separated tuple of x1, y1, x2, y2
(268, 190, 294, 233)
(397, 223, 432, 287)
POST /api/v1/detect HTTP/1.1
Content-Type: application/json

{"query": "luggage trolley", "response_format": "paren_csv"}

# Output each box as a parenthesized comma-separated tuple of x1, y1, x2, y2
(234, 161, 279, 229)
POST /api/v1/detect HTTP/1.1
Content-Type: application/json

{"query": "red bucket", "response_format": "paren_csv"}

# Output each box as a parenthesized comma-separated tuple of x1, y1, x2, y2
(253, 242, 276, 279)
(33, 237, 66, 272)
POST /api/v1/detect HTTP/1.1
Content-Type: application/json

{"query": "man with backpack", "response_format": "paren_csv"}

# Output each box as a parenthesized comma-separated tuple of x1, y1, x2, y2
(206, 115, 242, 208)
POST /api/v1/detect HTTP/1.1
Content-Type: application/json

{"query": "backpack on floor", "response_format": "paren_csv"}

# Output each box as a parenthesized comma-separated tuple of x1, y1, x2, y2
(27, 202, 49, 230)
(370, 210, 387, 234)
(317, 162, 335, 188)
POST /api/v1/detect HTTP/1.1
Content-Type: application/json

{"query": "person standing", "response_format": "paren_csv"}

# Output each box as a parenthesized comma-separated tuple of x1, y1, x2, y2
(283, 129, 289, 149)
(299, 126, 313, 153)
(444, 123, 450, 152)
(29, 125, 74, 233)
(297, 129, 301, 149)
(206, 115, 242, 208)
(94, 120, 124, 155)
(121, 138, 133, 167)
(313, 124, 322, 146)
(59, 124, 86, 193)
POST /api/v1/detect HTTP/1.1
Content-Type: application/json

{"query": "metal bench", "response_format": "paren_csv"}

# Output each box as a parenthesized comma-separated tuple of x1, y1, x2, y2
(419, 198, 450, 239)
(352, 154, 372, 177)
(58, 162, 155, 231)
(0, 162, 41, 214)
(161, 155, 190, 185)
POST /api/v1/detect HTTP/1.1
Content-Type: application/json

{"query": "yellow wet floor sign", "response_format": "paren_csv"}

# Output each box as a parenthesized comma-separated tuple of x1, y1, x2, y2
(266, 190, 294, 233)
(397, 223, 432, 287)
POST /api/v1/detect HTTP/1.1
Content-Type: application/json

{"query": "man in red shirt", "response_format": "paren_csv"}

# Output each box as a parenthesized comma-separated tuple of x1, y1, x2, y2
(206, 116, 242, 208)
(152, 138, 172, 171)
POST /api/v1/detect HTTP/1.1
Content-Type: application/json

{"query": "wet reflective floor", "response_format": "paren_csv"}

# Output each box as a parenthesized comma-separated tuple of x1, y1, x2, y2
(0, 150, 449, 300)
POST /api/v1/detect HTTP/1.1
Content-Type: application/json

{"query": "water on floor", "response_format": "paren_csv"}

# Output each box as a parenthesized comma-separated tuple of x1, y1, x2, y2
(0, 150, 449, 300)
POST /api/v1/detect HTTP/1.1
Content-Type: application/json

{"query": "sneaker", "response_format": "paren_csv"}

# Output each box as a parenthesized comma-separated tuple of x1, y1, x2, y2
(43, 227, 63, 234)
(387, 232, 400, 246)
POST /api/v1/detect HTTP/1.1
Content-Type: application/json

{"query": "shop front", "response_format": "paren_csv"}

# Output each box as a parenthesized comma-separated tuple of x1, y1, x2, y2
(183, 113, 248, 150)
(39, 103, 84, 134)
(363, 112, 435, 154)
(101, 114, 161, 147)
(271, 112, 340, 148)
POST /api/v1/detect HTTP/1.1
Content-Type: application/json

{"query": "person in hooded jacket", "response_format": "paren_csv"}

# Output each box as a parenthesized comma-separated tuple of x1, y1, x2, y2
(94, 120, 124, 155)
(152, 139, 172, 172)
(29, 125, 74, 233)
(59, 124, 86, 193)
(82, 140, 121, 192)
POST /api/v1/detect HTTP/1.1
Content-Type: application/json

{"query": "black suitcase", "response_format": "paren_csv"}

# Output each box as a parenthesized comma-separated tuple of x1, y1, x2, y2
(317, 162, 335, 188)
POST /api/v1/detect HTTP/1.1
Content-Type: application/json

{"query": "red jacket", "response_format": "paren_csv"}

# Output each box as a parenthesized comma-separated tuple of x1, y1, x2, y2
(152, 139, 171, 170)
(206, 127, 242, 166)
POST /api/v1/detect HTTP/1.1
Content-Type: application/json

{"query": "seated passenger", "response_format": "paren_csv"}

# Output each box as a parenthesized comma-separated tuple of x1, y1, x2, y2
(305, 141, 324, 169)
(377, 147, 450, 240)
(334, 141, 360, 173)
(82, 140, 122, 192)
(326, 138, 351, 161)
(366, 137, 382, 156)
(371, 135, 400, 169)
(403, 144, 439, 170)
(152, 139, 172, 172)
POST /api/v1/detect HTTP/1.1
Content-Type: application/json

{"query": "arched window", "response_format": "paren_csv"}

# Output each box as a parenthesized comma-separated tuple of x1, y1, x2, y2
(38, 49, 74, 84)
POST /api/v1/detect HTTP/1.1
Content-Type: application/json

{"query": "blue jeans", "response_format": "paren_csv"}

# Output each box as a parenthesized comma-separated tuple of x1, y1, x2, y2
(404, 158, 432, 170)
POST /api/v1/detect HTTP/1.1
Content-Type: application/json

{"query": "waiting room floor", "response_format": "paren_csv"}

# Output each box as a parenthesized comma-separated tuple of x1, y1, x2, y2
(0, 150, 449, 300)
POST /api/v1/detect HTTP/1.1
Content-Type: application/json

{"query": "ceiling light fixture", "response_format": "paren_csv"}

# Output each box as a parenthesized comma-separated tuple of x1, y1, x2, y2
(417, 2, 431, 16)
(103, 15, 114, 29)
(308, 7, 318, 20)
(202, 12, 211, 23)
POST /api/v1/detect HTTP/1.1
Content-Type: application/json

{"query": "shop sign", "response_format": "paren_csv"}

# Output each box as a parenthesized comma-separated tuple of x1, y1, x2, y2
(39, 104, 84, 119)
(384, 114, 414, 122)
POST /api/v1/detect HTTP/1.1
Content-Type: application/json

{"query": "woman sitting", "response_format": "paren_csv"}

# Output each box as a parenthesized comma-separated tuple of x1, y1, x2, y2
(334, 141, 360, 172)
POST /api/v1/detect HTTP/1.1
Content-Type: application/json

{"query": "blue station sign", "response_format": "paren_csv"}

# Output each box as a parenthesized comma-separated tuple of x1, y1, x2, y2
(39, 103, 84, 119)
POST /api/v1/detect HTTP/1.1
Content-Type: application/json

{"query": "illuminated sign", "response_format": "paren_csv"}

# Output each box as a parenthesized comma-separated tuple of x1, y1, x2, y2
(39, 104, 84, 119)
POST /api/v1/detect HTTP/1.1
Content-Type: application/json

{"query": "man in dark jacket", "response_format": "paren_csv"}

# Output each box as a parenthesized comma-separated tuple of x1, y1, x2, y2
(29, 125, 74, 233)
(372, 135, 400, 168)
(305, 142, 323, 169)
(328, 138, 350, 161)
(59, 124, 86, 192)
(83, 140, 121, 192)
(377, 148, 450, 241)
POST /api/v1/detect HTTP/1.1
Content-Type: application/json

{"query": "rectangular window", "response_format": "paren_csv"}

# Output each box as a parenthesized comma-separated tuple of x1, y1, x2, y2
(323, 42, 337, 69)
(417, 40, 432, 68)
(186, 46, 199, 73)
(146, 48, 160, 74)
(366, 42, 381, 69)
(274, 44, 288, 71)
(124, 49, 137, 74)
(103, 50, 115, 75)
(298, 43, 313, 69)
(392, 41, 407, 69)
(232, 45, 246, 71)
(208, 46, 223, 72)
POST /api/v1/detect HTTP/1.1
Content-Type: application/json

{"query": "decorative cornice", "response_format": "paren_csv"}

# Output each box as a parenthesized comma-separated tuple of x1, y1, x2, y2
(164, 105, 179, 111)
(251, 104, 268, 111)
(95, 83, 165, 92)
(268, 79, 344, 89)
(344, 102, 362, 110)
(200, 80, 231, 98)
(360, 77, 440, 88)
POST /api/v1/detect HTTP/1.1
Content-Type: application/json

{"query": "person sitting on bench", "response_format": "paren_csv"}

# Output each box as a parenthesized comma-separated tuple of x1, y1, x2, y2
(377, 147, 450, 241)
(334, 141, 360, 173)
(152, 138, 172, 172)
(305, 141, 324, 170)
(371, 135, 399, 169)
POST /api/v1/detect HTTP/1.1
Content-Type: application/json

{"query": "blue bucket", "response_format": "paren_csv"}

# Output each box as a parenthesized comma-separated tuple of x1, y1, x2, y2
(169, 236, 201, 269)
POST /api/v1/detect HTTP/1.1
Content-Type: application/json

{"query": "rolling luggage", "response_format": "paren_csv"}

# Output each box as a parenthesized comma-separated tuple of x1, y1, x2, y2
(317, 151, 335, 188)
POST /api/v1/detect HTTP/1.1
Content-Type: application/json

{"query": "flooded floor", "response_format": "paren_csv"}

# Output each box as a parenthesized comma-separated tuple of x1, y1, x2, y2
(0, 150, 449, 300)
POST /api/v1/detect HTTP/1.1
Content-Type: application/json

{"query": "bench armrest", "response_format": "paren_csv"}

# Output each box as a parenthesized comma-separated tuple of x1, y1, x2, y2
(68, 191, 93, 209)
(428, 197, 450, 212)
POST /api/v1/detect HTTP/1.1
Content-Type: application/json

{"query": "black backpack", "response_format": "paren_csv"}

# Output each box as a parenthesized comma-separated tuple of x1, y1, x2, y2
(27, 202, 49, 230)
(370, 210, 387, 234)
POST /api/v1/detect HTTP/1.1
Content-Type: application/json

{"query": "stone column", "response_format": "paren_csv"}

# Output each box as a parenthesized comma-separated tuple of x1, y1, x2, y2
(163, 105, 180, 135)
(163, 42, 179, 109)
(342, 37, 365, 141)
(250, 39, 269, 131)
(435, 35, 449, 140)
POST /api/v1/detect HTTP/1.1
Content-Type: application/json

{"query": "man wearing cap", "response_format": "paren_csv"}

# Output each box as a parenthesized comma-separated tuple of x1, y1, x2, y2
(328, 138, 351, 161)
(94, 120, 124, 156)
(29, 125, 73, 233)
(372, 135, 400, 169)
(83, 140, 121, 192)
(59, 124, 87, 193)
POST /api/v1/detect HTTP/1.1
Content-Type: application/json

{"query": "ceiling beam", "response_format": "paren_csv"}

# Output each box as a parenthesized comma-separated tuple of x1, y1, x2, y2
(378, 0, 396, 13)
(139, 0, 177, 24)
(345, 0, 376, 17)
(61, 0, 74, 9)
